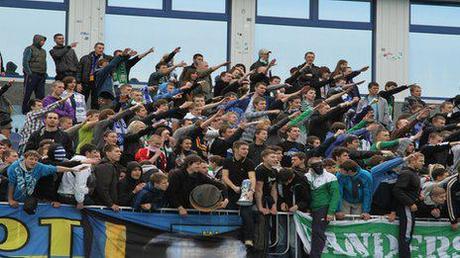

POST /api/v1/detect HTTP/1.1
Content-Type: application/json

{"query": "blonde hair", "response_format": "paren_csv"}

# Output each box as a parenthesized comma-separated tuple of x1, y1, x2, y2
(127, 120, 146, 134)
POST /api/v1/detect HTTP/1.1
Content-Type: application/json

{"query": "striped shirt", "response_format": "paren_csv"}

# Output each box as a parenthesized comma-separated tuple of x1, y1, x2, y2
(19, 100, 61, 147)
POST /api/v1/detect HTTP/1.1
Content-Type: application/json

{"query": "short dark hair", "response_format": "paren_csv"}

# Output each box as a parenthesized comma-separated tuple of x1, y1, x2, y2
(277, 168, 295, 184)
(331, 122, 346, 132)
(322, 158, 336, 167)
(183, 154, 204, 168)
(432, 114, 446, 123)
(368, 82, 379, 89)
(292, 152, 306, 160)
(385, 81, 397, 89)
(45, 111, 59, 119)
(432, 167, 448, 180)
(209, 155, 224, 166)
(331, 147, 349, 160)
(28, 99, 42, 110)
(218, 125, 231, 137)
(103, 144, 119, 153)
(261, 149, 276, 159)
(307, 136, 320, 145)
(79, 143, 98, 156)
(53, 33, 64, 39)
(304, 51, 315, 57)
(2, 149, 17, 161)
(340, 160, 359, 172)
(267, 145, 283, 153)
(156, 61, 168, 69)
(94, 42, 105, 48)
(233, 140, 249, 150)
(344, 135, 359, 146)
(193, 53, 203, 60)
(270, 76, 281, 82)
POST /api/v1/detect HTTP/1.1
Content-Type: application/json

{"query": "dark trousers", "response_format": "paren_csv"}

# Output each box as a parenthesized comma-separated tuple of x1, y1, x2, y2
(240, 205, 256, 241)
(81, 81, 99, 109)
(397, 205, 415, 258)
(22, 72, 46, 114)
(310, 207, 328, 258)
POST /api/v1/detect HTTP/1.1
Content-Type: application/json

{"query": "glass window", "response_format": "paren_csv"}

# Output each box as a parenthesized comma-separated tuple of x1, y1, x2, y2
(0, 7, 66, 77)
(107, 0, 162, 10)
(172, 0, 226, 13)
(319, 0, 371, 22)
(105, 14, 228, 82)
(255, 24, 372, 91)
(257, 0, 309, 19)
(409, 32, 460, 98)
(411, 4, 460, 27)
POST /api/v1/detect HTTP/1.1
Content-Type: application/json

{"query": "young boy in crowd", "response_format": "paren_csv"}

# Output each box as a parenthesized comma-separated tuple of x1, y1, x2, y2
(133, 172, 169, 211)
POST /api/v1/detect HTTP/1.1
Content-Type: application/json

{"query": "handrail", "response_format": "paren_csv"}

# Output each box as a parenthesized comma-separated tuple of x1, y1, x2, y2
(0, 202, 451, 222)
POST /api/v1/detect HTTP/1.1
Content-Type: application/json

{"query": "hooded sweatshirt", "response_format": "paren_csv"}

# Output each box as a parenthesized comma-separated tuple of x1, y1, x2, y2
(117, 161, 143, 206)
(23, 34, 47, 74)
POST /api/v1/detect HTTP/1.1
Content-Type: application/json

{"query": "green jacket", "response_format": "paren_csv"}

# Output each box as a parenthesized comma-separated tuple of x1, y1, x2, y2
(306, 170, 340, 215)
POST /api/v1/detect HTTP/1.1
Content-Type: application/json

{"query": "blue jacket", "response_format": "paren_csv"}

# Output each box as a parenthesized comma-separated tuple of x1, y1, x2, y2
(370, 157, 404, 194)
(336, 168, 373, 213)
(95, 55, 127, 99)
(325, 129, 369, 158)
(152, 82, 182, 102)
(7, 160, 57, 202)
(132, 182, 167, 210)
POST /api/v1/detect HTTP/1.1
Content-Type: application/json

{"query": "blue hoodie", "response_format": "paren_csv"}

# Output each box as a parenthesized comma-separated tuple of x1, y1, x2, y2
(336, 168, 373, 213)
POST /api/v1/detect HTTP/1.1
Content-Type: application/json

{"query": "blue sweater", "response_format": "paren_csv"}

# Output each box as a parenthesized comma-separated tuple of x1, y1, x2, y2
(7, 160, 57, 202)
(336, 168, 373, 213)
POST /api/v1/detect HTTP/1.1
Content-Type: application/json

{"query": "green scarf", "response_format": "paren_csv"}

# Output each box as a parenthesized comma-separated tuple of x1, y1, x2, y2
(113, 61, 128, 84)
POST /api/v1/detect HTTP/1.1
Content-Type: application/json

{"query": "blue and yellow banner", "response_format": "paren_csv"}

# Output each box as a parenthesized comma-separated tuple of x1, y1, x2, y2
(0, 203, 84, 258)
(0, 204, 244, 258)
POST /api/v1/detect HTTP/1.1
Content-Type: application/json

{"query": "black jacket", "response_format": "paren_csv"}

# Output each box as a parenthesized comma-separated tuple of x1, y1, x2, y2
(209, 128, 244, 157)
(50, 45, 79, 75)
(166, 169, 227, 209)
(278, 172, 311, 212)
(92, 159, 124, 206)
(393, 167, 421, 207)
(25, 128, 74, 158)
(117, 162, 143, 206)
(76, 51, 110, 84)
(309, 105, 349, 141)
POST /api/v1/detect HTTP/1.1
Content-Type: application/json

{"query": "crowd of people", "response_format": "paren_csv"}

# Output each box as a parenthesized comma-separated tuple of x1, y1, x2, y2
(0, 33, 460, 258)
